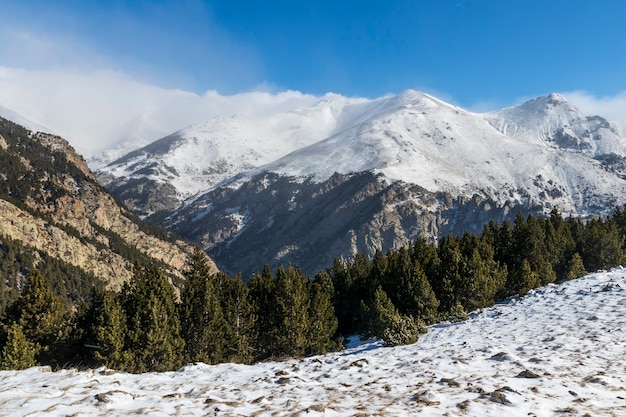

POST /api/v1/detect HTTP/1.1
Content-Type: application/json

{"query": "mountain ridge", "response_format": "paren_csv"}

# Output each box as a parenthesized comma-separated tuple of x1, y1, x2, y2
(95, 90, 626, 277)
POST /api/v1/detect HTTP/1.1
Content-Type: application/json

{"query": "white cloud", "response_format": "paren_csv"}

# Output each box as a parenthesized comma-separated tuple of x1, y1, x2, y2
(0, 67, 322, 157)
(561, 90, 626, 132)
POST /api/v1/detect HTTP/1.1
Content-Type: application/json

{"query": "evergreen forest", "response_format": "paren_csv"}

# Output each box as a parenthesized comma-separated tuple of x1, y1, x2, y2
(2, 207, 626, 372)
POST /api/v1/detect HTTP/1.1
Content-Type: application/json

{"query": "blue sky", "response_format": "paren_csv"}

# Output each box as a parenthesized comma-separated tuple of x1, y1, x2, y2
(2, 0, 625, 105)
(0, 0, 625, 154)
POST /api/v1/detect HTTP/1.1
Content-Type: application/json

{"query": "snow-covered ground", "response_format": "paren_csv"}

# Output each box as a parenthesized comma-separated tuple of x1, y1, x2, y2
(1, 269, 625, 416)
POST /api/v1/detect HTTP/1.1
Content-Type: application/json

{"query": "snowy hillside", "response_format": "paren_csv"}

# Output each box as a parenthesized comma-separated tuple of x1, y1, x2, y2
(239, 91, 626, 214)
(99, 90, 626, 217)
(486, 93, 626, 157)
(2, 269, 625, 416)
(99, 94, 367, 200)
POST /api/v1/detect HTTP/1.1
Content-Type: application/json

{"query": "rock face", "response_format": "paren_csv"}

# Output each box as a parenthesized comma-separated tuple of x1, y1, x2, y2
(97, 91, 626, 278)
(163, 172, 536, 278)
(0, 117, 217, 291)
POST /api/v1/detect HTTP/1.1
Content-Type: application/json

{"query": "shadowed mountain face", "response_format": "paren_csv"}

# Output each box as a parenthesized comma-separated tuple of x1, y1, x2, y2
(160, 171, 537, 278)
(96, 91, 626, 278)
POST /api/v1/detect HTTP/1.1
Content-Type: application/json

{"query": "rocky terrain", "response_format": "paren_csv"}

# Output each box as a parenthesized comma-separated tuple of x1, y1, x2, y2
(0, 117, 217, 293)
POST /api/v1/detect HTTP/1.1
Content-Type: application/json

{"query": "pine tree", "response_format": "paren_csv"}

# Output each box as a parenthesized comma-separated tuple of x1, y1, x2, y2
(329, 257, 359, 335)
(509, 259, 540, 295)
(122, 263, 184, 372)
(0, 323, 36, 370)
(579, 218, 625, 272)
(384, 248, 438, 325)
(433, 236, 463, 314)
(272, 265, 310, 357)
(4, 269, 69, 359)
(179, 249, 226, 364)
(459, 234, 507, 310)
(249, 265, 277, 360)
(307, 272, 340, 355)
(545, 208, 577, 280)
(565, 252, 587, 280)
(361, 287, 419, 347)
(215, 273, 255, 364)
(82, 287, 127, 370)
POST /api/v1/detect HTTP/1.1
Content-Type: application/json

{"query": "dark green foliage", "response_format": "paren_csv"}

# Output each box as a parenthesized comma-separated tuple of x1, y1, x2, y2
(433, 236, 463, 314)
(213, 272, 255, 364)
(2, 165, 626, 371)
(565, 252, 587, 280)
(179, 249, 226, 364)
(269, 265, 310, 357)
(577, 218, 625, 272)
(0, 323, 37, 370)
(361, 287, 420, 347)
(381, 248, 439, 325)
(121, 263, 184, 373)
(3, 270, 71, 359)
(458, 233, 507, 310)
(81, 287, 127, 369)
(249, 265, 277, 359)
(307, 272, 340, 355)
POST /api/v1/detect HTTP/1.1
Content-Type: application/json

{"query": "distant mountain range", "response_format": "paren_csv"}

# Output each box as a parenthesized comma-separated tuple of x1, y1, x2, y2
(91, 90, 626, 278)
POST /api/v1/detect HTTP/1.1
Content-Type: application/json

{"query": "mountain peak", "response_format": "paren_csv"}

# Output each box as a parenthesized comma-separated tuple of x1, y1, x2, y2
(541, 92, 568, 104)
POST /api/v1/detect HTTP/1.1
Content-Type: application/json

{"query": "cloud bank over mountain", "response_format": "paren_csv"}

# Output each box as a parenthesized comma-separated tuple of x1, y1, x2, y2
(0, 65, 625, 157)
(0, 67, 322, 156)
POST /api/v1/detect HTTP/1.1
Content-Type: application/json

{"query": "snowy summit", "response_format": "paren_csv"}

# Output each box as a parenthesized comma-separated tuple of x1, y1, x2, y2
(98, 90, 626, 217)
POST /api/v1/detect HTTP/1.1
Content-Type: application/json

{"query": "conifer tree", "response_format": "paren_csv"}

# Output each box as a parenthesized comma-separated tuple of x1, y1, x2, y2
(509, 259, 540, 294)
(83, 287, 127, 369)
(4, 269, 69, 359)
(459, 234, 507, 310)
(0, 322, 36, 370)
(384, 248, 438, 325)
(179, 249, 226, 364)
(545, 208, 576, 280)
(213, 272, 255, 364)
(273, 265, 310, 357)
(122, 263, 184, 372)
(565, 252, 587, 280)
(249, 265, 277, 360)
(579, 218, 625, 272)
(361, 287, 419, 347)
(329, 257, 358, 335)
(433, 236, 463, 314)
(307, 272, 340, 355)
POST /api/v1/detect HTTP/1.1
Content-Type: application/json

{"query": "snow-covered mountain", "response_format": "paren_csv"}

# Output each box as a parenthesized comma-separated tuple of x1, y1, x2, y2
(2, 268, 625, 416)
(96, 94, 367, 215)
(97, 90, 626, 277)
(231, 90, 626, 209)
(486, 93, 626, 157)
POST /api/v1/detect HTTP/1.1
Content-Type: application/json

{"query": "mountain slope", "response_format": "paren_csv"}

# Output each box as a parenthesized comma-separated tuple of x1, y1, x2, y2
(97, 94, 366, 217)
(235, 91, 625, 211)
(2, 268, 624, 416)
(98, 91, 626, 277)
(0, 116, 217, 306)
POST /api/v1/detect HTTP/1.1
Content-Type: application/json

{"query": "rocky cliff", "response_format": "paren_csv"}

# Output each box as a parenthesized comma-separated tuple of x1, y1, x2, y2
(0, 116, 217, 296)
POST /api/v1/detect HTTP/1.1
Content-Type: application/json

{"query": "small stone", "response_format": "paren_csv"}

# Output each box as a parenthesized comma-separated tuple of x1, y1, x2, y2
(518, 369, 541, 379)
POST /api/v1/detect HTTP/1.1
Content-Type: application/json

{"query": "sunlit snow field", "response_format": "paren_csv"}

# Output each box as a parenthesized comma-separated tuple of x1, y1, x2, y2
(1, 269, 625, 416)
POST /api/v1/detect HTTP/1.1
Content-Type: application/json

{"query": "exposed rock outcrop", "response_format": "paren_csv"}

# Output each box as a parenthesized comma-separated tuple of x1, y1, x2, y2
(0, 117, 217, 292)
